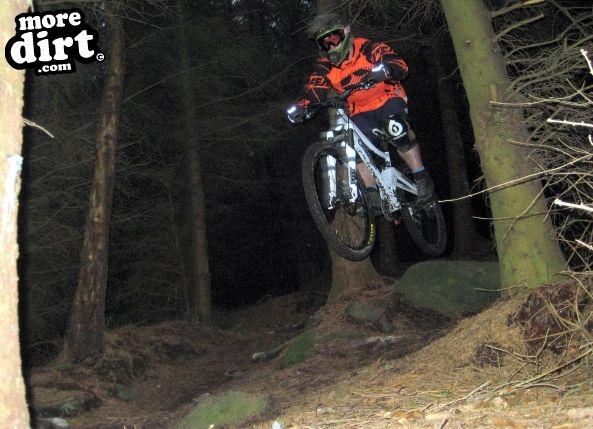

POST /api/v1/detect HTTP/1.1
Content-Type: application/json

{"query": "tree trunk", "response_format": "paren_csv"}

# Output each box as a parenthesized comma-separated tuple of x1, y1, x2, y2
(431, 44, 486, 257)
(0, 1, 32, 427)
(328, 251, 381, 303)
(439, 0, 566, 289)
(63, 11, 125, 362)
(177, 1, 211, 323)
(377, 220, 399, 276)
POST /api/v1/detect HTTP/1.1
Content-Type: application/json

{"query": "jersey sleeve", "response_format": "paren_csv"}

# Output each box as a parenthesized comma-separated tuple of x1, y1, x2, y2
(369, 41, 409, 81)
(299, 68, 331, 107)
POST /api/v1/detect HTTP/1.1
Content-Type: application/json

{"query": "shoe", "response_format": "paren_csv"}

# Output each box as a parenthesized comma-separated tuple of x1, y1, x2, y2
(366, 186, 383, 216)
(414, 170, 436, 206)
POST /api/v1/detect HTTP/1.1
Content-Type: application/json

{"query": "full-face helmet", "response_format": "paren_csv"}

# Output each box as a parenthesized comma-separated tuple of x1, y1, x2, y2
(306, 14, 353, 65)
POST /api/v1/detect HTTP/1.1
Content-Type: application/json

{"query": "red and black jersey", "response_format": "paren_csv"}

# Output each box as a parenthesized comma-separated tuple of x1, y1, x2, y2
(299, 37, 409, 115)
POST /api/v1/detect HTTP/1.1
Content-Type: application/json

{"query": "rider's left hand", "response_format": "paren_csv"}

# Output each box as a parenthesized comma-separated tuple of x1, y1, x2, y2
(366, 63, 393, 82)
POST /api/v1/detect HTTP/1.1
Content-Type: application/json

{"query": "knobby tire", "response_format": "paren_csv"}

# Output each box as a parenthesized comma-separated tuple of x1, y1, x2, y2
(398, 172, 447, 257)
(302, 141, 376, 261)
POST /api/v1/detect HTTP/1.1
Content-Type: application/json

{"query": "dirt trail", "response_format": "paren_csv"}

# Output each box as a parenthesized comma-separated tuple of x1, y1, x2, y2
(28, 285, 593, 429)
(29, 292, 326, 428)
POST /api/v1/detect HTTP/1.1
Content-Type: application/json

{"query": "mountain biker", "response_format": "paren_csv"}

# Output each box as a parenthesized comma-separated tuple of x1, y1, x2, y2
(286, 13, 436, 209)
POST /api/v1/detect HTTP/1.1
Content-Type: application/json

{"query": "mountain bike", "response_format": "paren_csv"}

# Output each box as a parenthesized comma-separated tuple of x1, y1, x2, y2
(300, 81, 447, 261)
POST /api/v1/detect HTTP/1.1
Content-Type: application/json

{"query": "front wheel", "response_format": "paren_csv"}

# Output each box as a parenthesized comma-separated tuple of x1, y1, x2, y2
(302, 141, 376, 261)
(398, 173, 447, 257)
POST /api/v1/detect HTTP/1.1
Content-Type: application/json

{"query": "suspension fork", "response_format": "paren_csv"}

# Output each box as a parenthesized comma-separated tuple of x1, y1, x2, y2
(319, 153, 337, 209)
(318, 129, 359, 209)
(338, 129, 359, 204)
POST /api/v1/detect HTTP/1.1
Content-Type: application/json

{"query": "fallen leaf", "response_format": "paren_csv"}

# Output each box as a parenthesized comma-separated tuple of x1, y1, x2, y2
(392, 410, 422, 420)
(492, 416, 521, 428)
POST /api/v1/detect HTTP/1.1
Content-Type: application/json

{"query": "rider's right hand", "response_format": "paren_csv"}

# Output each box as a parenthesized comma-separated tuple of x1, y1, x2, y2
(366, 63, 393, 82)
(286, 103, 309, 124)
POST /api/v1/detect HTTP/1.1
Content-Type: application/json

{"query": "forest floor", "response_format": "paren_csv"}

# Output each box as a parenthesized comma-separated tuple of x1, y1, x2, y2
(27, 277, 593, 429)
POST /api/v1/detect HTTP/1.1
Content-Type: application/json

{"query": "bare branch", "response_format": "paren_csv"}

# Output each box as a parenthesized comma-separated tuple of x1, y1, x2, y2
(494, 13, 545, 42)
(491, 0, 547, 19)
(582, 49, 593, 76)
(547, 118, 593, 129)
(23, 118, 55, 139)
(554, 199, 593, 213)
(576, 240, 593, 251)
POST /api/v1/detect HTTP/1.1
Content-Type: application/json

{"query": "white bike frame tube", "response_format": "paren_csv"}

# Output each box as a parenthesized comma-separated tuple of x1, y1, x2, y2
(333, 109, 417, 211)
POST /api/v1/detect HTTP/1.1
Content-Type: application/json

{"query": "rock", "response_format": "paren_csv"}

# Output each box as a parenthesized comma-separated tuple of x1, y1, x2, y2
(345, 300, 392, 332)
(30, 387, 98, 417)
(397, 260, 500, 315)
(281, 328, 370, 366)
(175, 390, 269, 429)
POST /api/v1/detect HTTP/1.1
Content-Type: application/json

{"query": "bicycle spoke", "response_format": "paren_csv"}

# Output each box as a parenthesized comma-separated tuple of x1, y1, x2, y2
(332, 206, 367, 248)
(302, 141, 375, 261)
(397, 173, 447, 257)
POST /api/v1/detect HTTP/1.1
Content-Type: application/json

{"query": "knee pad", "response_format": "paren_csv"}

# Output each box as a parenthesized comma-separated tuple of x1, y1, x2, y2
(381, 115, 417, 152)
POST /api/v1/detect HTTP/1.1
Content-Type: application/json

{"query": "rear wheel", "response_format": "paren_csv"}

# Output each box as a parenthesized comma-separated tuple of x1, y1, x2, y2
(302, 141, 376, 261)
(398, 172, 447, 257)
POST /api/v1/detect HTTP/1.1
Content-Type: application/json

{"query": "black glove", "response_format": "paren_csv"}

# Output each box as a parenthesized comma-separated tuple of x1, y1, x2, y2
(286, 103, 309, 124)
(366, 63, 393, 82)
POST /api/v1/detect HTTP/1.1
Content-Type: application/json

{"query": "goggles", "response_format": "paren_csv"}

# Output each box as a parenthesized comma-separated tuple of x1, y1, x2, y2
(316, 29, 344, 52)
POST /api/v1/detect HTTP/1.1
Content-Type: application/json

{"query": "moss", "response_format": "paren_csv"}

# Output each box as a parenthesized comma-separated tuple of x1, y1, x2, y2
(175, 390, 268, 429)
(114, 384, 133, 401)
(317, 330, 362, 344)
(280, 330, 316, 368)
(280, 330, 364, 368)
(54, 362, 74, 372)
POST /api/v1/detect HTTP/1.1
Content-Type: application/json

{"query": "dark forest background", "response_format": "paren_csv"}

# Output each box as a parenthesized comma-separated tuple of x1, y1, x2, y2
(16, 0, 592, 367)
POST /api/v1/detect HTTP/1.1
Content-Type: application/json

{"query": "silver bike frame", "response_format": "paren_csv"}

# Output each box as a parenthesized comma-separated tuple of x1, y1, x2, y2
(321, 108, 417, 214)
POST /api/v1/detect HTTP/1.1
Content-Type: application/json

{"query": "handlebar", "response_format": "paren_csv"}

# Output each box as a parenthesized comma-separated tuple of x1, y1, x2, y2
(310, 80, 376, 111)
(287, 80, 376, 123)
